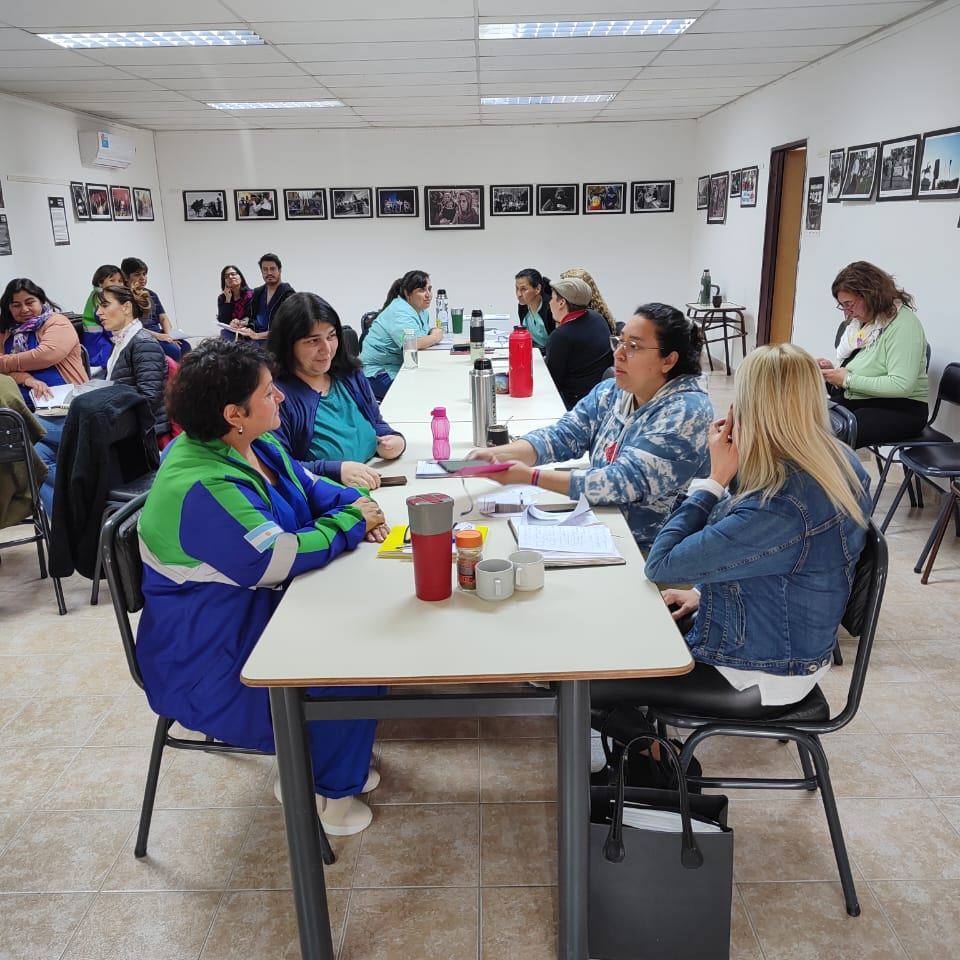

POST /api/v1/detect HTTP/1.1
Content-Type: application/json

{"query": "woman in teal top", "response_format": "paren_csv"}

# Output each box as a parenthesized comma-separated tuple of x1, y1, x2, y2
(359, 269, 442, 399)
(515, 267, 555, 351)
(817, 261, 929, 447)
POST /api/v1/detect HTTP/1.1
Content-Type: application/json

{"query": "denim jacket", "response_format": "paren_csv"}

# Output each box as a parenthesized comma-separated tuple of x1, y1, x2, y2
(644, 451, 871, 676)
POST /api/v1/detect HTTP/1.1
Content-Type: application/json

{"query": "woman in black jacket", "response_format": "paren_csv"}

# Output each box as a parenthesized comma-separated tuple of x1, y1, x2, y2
(515, 267, 555, 351)
(95, 284, 169, 434)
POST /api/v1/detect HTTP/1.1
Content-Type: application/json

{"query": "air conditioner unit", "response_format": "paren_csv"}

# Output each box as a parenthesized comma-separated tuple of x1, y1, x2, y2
(78, 130, 136, 170)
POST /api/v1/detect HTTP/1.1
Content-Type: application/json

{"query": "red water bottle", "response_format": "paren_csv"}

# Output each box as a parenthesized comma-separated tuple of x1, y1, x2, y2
(508, 325, 533, 398)
(406, 493, 454, 601)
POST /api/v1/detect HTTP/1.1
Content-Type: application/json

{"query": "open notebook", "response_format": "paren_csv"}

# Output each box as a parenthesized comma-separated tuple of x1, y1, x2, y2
(508, 516, 625, 568)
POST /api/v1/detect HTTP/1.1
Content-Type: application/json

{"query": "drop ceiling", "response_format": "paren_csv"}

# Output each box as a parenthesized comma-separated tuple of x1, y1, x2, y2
(0, 1, 936, 130)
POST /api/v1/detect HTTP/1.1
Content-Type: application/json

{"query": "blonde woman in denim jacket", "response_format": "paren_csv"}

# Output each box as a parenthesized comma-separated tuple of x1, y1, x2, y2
(593, 344, 871, 719)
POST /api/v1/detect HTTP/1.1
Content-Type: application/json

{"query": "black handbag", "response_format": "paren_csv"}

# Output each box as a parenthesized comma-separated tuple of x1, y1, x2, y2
(589, 734, 734, 960)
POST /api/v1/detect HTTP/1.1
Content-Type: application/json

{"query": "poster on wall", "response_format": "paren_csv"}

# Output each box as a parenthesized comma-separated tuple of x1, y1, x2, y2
(110, 186, 133, 221)
(235, 189, 278, 220)
(183, 190, 226, 221)
(839, 143, 879, 201)
(377, 187, 418, 218)
(877, 136, 920, 201)
(133, 188, 155, 221)
(583, 182, 626, 214)
(916, 126, 960, 198)
(86, 183, 111, 220)
(536, 184, 578, 215)
(707, 172, 729, 224)
(331, 188, 372, 219)
(739, 167, 758, 207)
(804, 176, 824, 230)
(70, 181, 89, 220)
(284, 189, 327, 219)
(424, 186, 483, 229)
(826, 149, 845, 203)
(631, 180, 674, 213)
(729, 170, 742, 197)
(490, 185, 531, 216)
(696, 176, 709, 209)
(48, 197, 70, 245)
(0, 181, 4, 208)
(0, 214, 11, 256)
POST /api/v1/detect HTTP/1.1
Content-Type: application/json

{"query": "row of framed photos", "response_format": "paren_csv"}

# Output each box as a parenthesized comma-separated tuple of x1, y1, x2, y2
(695, 166, 759, 225)
(69, 182, 154, 222)
(181, 181, 677, 229)
(827, 125, 960, 203)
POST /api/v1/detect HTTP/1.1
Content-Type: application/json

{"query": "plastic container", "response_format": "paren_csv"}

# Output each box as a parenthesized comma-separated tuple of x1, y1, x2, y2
(508, 324, 533, 398)
(431, 406, 451, 460)
(402, 329, 418, 368)
(406, 493, 454, 601)
(455, 528, 483, 591)
(435, 289, 450, 332)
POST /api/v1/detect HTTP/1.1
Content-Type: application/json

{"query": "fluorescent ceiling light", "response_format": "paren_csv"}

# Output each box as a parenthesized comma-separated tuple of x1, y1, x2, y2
(482, 94, 615, 106)
(480, 20, 695, 40)
(208, 100, 344, 110)
(38, 30, 264, 48)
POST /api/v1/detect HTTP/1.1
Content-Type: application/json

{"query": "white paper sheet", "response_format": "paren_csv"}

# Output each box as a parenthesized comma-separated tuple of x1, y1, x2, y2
(32, 383, 74, 409)
(517, 523, 619, 558)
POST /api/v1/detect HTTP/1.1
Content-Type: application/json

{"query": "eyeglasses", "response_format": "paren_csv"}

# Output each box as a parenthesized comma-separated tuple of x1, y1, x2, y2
(609, 335, 661, 357)
(835, 299, 857, 312)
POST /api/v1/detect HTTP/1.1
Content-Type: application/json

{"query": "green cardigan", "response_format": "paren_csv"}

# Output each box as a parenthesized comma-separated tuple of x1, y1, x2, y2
(0, 374, 48, 527)
(844, 306, 928, 403)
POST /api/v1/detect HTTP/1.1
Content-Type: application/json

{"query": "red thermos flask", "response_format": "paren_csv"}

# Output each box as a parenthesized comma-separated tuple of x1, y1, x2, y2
(508, 325, 533, 398)
(406, 493, 454, 601)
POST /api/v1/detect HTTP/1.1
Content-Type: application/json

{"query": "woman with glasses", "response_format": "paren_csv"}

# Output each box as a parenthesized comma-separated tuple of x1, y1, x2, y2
(217, 264, 254, 338)
(816, 261, 928, 446)
(469, 303, 712, 551)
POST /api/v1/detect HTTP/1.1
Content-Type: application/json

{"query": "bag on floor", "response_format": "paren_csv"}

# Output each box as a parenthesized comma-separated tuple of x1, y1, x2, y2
(589, 733, 734, 960)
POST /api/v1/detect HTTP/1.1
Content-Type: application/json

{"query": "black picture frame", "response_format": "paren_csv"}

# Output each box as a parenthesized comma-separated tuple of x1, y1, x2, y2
(69, 181, 89, 221)
(183, 190, 227, 221)
(109, 185, 133, 221)
(696, 175, 709, 210)
(132, 187, 154, 221)
(86, 184, 111, 221)
(331, 188, 373, 219)
(729, 169, 742, 197)
(916, 125, 960, 199)
(839, 142, 879, 201)
(537, 184, 578, 215)
(805, 176, 824, 231)
(707, 172, 729, 224)
(490, 184, 532, 216)
(876, 135, 921, 202)
(235, 189, 278, 220)
(283, 189, 327, 220)
(630, 180, 674, 213)
(739, 167, 758, 207)
(827, 149, 845, 203)
(583, 181, 626, 214)
(376, 187, 418, 218)
(424, 186, 484, 230)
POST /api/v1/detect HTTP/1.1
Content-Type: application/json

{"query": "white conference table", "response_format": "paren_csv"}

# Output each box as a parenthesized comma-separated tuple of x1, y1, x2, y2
(241, 357, 694, 960)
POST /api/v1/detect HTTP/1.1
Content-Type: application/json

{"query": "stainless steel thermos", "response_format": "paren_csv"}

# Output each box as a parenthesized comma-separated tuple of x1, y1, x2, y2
(469, 358, 496, 448)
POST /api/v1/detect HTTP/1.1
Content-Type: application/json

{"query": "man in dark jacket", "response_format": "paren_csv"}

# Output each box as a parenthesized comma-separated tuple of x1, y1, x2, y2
(241, 253, 294, 342)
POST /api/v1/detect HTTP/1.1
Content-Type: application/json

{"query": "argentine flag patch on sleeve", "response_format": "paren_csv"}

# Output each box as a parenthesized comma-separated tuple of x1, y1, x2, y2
(244, 521, 284, 553)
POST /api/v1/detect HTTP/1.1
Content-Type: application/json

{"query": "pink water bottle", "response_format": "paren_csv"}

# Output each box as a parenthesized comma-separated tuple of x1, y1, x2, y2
(431, 406, 451, 460)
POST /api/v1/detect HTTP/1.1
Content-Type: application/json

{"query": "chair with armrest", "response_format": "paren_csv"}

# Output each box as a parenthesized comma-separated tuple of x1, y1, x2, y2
(100, 494, 336, 865)
(358, 311, 379, 350)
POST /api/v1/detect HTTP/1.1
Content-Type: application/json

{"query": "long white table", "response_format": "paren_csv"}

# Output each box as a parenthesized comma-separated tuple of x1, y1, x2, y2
(241, 358, 694, 960)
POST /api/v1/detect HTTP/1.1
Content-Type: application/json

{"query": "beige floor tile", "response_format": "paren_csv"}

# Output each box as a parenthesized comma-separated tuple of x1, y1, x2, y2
(860, 681, 960, 734)
(0, 811, 28, 856)
(0, 892, 94, 960)
(870, 879, 960, 960)
(200, 888, 349, 960)
(0, 654, 64, 697)
(0, 810, 135, 893)
(340, 888, 478, 960)
(353, 804, 479, 888)
(41, 650, 134, 698)
(1, 611, 105, 655)
(694, 735, 804, 800)
(889, 734, 960, 796)
(838, 798, 960, 879)
(61, 891, 221, 960)
(155, 750, 274, 809)
(935, 798, 960, 831)
(481, 803, 556, 886)
(373, 740, 479, 804)
(86, 693, 162, 747)
(822, 734, 925, 798)
(0, 746, 78, 809)
(817, 680, 879, 734)
(479, 716, 557, 739)
(103, 808, 254, 891)
(730, 887, 763, 960)
(376, 717, 479, 740)
(838, 638, 927, 683)
(480, 739, 557, 802)
(2, 696, 114, 747)
(0, 697, 27, 730)
(902, 638, 960, 684)
(481, 886, 556, 960)
(42, 746, 166, 811)
(229, 807, 361, 891)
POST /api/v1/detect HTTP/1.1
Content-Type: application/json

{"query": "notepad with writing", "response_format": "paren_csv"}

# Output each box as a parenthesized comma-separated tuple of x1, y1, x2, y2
(508, 518, 625, 568)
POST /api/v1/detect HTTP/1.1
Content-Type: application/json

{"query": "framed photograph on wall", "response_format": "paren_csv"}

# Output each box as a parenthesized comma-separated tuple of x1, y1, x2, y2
(424, 186, 483, 230)
(376, 187, 418, 218)
(86, 184, 111, 220)
(696, 176, 709, 210)
(839, 143, 879, 201)
(827, 149, 845, 202)
(235, 189, 278, 220)
(537, 184, 578, 215)
(729, 169, 742, 197)
(707, 172, 729, 224)
(739, 167, 758, 207)
(805, 176, 824, 230)
(876, 135, 920, 201)
(583, 182, 626, 214)
(110, 185, 133, 221)
(70, 181, 89, 221)
(917, 126, 960, 198)
(490, 184, 532, 216)
(630, 180, 674, 213)
(133, 187, 154, 221)
(284, 189, 327, 220)
(331, 188, 373, 219)
(183, 190, 227, 221)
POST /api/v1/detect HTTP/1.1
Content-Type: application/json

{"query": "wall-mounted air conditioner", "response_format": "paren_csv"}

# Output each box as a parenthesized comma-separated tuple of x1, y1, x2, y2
(78, 130, 136, 170)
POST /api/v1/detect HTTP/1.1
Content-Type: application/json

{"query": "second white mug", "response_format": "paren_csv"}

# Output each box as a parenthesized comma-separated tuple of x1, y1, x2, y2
(509, 550, 545, 591)
(475, 558, 514, 602)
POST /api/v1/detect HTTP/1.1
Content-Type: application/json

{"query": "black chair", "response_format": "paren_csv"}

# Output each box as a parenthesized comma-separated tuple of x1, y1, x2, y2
(341, 324, 361, 361)
(828, 403, 858, 449)
(919, 478, 960, 584)
(0, 408, 66, 614)
(100, 495, 336, 865)
(358, 311, 379, 350)
(79, 343, 92, 378)
(612, 522, 886, 917)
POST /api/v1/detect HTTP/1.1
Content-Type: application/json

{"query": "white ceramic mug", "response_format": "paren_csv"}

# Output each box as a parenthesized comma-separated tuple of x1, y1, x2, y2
(510, 550, 545, 591)
(475, 558, 514, 602)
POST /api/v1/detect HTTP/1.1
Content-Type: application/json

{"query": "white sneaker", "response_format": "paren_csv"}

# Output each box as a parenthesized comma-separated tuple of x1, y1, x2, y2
(318, 796, 373, 836)
(273, 765, 379, 804)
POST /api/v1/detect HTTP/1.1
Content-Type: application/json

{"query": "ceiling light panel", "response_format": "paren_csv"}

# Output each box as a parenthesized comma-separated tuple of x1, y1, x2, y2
(480, 94, 614, 105)
(208, 100, 344, 109)
(38, 30, 264, 49)
(480, 20, 695, 40)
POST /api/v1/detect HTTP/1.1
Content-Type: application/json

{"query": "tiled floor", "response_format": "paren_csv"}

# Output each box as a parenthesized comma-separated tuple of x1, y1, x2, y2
(1, 369, 958, 959)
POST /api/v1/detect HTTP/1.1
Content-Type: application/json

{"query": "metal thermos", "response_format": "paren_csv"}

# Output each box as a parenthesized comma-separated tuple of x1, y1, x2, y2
(406, 493, 454, 601)
(469, 309, 485, 362)
(469, 358, 496, 448)
(699, 269, 712, 305)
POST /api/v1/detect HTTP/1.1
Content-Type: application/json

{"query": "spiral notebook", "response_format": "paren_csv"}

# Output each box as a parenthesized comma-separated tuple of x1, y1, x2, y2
(507, 517, 625, 568)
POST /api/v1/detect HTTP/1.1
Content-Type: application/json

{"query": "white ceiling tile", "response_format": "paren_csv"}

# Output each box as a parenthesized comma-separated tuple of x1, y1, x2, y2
(480, 80, 625, 95)
(0, 49, 105, 67)
(639, 63, 800, 78)
(322, 71, 478, 87)
(477, 67, 638, 83)
(0, 27, 63, 49)
(623, 76, 758, 90)
(654, 45, 836, 65)
(80, 45, 287, 66)
(252, 18, 474, 44)
(480, 52, 657, 70)
(160, 76, 325, 92)
(0, 78, 163, 93)
(329, 84, 478, 99)
(351, 97, 478, 107)
(277, 40, 476, 61)
(0, 65, 131, 81)
(53, 93, 197, 106)
(479, 0, 706, 14)
(0, 0, 238, 28)
(227, 0, 474, 19)
(121, 63, 306, 80)
(480, 36, 673, 57)
(302, 58, 470, 75)
(673, 27, 867, 49)
(693, 2, 928, 31)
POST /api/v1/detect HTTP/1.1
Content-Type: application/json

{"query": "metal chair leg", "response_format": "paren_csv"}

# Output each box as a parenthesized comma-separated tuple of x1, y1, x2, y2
(871, 452, 895, 513)
(135, 716, 171, 858)
(832, 638, 843, 666)
(918, 490, 957, 580)
(906, 466, 918, 508)
(35, 501, 66, 615)
(881, 471, 914, 532)
(796, 744, 817, 789)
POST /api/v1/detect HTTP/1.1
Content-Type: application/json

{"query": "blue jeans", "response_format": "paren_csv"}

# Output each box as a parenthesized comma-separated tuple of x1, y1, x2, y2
(35, 416, 63, 518)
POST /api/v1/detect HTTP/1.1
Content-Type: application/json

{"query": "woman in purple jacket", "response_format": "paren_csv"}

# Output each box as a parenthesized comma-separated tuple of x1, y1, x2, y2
(268, 292, 405, 490)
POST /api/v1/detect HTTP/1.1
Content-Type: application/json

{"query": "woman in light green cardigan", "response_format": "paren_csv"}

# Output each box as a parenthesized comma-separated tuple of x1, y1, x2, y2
(817, 261, 928, 447)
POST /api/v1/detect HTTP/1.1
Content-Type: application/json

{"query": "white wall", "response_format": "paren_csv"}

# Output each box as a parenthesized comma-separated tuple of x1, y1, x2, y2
(155, 121, 696, 335)
(0, 92, 171, 318)
(688, 0, 960, 426)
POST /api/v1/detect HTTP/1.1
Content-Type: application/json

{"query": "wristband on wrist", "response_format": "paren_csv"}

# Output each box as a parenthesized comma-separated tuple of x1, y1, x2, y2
(531, 468, 541, 487)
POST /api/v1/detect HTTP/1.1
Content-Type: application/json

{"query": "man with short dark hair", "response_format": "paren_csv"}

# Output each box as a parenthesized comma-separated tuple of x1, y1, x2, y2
(240, 253, 294, 342)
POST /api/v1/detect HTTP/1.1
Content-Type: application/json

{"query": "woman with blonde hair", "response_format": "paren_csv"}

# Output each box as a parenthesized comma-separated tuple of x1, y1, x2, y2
(593, 343, 871, 719)
(560, 267, 616, 333)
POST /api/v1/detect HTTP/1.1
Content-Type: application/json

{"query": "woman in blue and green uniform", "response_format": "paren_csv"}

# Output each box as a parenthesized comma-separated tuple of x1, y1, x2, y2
(269, 292, 406, 490)
(80, 264, 123, 367)
(515, 267, 555, 352)
(137, 339, 389, 835)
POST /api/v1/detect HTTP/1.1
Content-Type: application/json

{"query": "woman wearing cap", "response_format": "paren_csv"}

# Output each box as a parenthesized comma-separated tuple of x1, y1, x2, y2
(545, 276, 615, 409)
